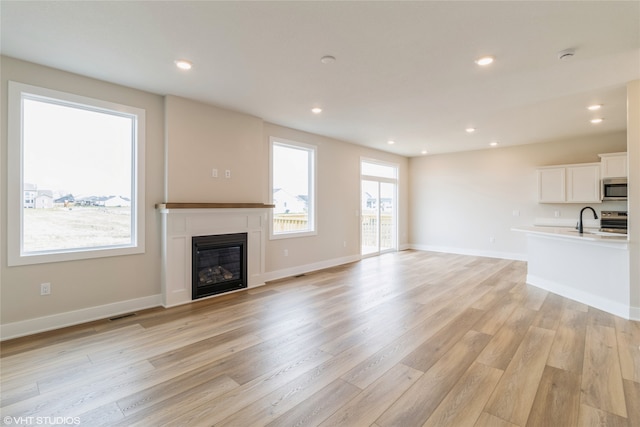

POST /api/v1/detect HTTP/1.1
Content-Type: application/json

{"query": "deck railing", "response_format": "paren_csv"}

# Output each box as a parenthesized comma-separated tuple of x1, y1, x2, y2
(273, 213, 393, 248)
(273, 213, 309, 233)
(361, 213, 394, 248)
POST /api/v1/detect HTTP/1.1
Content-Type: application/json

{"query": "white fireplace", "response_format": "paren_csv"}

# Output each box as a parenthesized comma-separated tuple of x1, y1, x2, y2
(157, 203, 272, 307)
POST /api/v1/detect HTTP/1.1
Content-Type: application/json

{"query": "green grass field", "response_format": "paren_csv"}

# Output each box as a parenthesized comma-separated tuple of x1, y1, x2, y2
(23, 207, 131, 252)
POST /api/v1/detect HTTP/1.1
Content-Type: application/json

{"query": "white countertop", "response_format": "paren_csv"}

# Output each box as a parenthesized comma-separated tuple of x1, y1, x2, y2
(513, 225, 632, 319)
(512, 226, 628, 245)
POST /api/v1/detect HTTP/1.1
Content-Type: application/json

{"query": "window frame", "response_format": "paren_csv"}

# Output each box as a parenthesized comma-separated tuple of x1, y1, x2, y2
(360, 158, 399, 181)
(360, 157, 400, 255)
(269, 137, 317, 240)
(7, 81, 146, 266)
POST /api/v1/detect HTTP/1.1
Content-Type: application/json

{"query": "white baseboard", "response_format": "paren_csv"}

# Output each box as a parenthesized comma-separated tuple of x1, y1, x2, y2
(0, 294, 162, 341)
(261, 254, 362, 283)
(1, 254, 358, 340)
(409, 244, 527, 262)
(5, 253, 634, 341)
(527, 274, 635, 320)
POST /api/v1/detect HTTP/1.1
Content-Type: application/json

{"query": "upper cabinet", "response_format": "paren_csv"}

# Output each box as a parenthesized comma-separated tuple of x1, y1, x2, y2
(599, 152, 627, 178)
(537, 167, 565, 203)
(537, 163, 601, 203)
(566, 164, 601, 203)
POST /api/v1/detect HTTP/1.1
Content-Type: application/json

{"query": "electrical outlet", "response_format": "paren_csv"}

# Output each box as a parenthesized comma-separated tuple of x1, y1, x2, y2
(284, 249, 288, 257)
(489, 236, 496, 244)
(40, 282, 51, 295)
(212, 168, 218, 178)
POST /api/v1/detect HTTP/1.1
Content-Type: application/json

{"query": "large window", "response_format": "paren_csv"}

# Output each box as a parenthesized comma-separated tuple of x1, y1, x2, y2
(8, 81, 145, 265)
(270, 137, 316, 238)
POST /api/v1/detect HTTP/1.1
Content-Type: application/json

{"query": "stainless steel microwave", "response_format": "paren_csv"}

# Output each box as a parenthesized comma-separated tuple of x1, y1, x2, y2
(602, 177, 627, 201)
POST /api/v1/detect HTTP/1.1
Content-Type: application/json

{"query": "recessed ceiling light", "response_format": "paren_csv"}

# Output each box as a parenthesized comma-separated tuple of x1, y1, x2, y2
(489, 141, 499, 147)
(590, 118, 604, 124)
(466, 127, 476, 133)
(174, 59, 193, 70)
(475, 56, 494, 66)
(320, 55, 336, 64)
(421, 150, 428, 155)
(587, 104, 602, 111)
(387, 140, 395, 145)
(311, 107, 322, 114)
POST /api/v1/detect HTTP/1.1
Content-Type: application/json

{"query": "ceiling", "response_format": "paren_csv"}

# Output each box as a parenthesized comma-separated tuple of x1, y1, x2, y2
(2, 1, 639, 157)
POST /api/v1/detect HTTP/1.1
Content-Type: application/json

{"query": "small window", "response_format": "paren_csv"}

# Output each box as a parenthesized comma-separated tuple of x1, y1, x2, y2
(270, 137, 316, 238)
(361, 160, 398, 179)
(8, 81, 145, 265)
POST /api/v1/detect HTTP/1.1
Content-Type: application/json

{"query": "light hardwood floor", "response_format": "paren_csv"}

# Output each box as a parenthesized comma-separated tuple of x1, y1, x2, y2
(1, 250, 639, 426)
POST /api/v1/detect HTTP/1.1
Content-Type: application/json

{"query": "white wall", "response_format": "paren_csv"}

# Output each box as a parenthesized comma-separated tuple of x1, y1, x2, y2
(1, 57, 165, 330)
(0, 57, 409, 337)
(627, 80, 640, 319)
(164, 95, 266, 203)
(161, 96, 409, 276)
(409, 132, 627, 259)
(263, 123, 409, 276)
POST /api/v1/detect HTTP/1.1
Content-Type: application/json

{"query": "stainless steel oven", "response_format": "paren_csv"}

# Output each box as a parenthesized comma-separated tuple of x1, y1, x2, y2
(600, 211, 627, 234)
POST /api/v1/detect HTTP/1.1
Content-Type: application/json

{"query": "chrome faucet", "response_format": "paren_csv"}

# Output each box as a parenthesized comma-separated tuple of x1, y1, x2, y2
(577, 206, 598, 234)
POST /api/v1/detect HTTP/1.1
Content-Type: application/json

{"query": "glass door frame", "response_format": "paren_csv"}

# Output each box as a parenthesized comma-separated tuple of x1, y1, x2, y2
(360, 158, 399, 257)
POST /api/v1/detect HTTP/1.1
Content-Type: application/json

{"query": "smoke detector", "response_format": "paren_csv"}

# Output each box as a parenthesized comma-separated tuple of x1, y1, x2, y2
(557, 49, 575, 60)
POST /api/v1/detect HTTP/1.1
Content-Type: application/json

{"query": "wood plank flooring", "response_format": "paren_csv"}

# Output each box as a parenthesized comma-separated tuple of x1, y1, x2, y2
(1, 250, 638, 426)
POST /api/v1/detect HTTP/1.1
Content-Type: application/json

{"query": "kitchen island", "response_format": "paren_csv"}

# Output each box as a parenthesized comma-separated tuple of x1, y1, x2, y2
(513, 226, 631, 319)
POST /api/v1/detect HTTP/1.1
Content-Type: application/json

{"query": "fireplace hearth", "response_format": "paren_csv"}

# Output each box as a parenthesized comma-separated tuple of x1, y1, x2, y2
(192, 233, 247, 299)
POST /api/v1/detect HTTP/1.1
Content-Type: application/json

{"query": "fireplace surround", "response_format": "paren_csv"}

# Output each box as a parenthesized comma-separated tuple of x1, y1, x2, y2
(157, 203, 273, 307)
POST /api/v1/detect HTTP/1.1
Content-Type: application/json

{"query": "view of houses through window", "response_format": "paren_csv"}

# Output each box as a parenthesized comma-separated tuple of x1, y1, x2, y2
(271, 138, 316, 237)
(19, 89, 137, 254)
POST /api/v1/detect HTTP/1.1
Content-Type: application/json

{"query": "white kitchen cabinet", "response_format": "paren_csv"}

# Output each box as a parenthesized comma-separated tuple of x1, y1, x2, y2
(537, 167, 565, 203)
(566, 164, 601, 203)
(537, 163, 601, 203)
(599, 152, 627, 178)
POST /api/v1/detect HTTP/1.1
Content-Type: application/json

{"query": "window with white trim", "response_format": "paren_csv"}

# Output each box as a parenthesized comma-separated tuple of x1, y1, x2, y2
(270, 137, 316, 238)
(7, 81, 145, 266)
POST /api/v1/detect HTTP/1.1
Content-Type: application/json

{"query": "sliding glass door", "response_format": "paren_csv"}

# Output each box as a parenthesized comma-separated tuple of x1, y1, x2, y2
(361, 160, 398, 256)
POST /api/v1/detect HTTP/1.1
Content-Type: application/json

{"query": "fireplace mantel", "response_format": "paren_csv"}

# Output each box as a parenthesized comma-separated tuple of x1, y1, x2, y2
(156, 202, 274, 210)
(158, 205, 271, 307)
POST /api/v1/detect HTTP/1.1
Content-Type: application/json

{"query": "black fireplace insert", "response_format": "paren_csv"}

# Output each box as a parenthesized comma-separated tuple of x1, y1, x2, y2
(192, 233, 247, 299)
